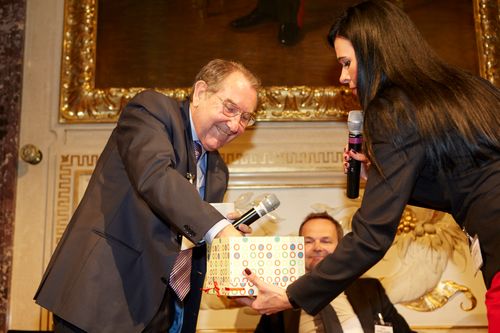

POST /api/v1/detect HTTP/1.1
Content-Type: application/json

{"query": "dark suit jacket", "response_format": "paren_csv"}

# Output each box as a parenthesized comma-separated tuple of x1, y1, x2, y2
(34, 90, 229, 333)
(255, 278, 414, 333)
(287, 86, 500, 315)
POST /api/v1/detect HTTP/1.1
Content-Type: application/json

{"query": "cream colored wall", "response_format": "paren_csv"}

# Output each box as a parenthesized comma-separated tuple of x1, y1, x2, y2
(11, 0, 115, 329)
(10, 0, 487, 331)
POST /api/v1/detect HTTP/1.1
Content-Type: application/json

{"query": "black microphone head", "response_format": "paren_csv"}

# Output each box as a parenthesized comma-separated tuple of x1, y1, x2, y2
(347, 110, 363, 135)
(261, 194, 280, 213)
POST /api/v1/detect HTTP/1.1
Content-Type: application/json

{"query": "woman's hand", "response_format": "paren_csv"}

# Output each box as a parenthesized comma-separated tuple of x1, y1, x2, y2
(232, 268, 293, 315)
(343, 145, 371, 180)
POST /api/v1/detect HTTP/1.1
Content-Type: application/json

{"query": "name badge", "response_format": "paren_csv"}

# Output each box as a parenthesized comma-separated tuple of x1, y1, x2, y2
(469, 234, 483, 276)
(375, 324, 393, 333)
(375, 313, 393, 333)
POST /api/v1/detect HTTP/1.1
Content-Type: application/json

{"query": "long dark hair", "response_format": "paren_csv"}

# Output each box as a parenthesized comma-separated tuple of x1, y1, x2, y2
(328, 0, 500, 171)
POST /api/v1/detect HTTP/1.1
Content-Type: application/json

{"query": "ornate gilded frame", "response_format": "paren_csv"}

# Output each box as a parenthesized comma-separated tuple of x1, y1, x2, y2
(58, 0, 499, 123)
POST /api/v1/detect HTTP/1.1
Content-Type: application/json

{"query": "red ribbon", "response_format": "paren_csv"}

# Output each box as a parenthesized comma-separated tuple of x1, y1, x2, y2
(201, 280, 245, 297)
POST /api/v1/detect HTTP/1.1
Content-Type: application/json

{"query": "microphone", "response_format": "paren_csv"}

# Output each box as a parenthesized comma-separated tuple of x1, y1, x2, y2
(346, 110, 363, 199)
(232, 194, 280, 228)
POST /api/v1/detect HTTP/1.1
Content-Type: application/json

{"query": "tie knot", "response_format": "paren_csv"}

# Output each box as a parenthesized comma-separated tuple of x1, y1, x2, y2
(194, 140, 203, 162)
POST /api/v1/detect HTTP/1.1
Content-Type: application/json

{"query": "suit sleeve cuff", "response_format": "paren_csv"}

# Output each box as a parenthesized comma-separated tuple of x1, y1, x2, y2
(286, 288, 301, 309)
(204, 219, 231, 244)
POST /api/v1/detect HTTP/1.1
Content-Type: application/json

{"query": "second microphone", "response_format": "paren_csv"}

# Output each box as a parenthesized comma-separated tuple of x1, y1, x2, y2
(232, 194, 280, 228)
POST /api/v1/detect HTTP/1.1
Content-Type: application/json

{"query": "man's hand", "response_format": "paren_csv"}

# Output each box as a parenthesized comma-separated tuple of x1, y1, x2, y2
(226, 211, 241, 221)
(215, 224, 244, 238)
(226, 211, 252, 234)
(233, 268, 293, 315)
(215, 222, 252, 238)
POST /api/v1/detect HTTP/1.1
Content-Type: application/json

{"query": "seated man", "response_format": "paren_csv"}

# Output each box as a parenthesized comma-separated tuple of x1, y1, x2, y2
(254, 212, 415, 333)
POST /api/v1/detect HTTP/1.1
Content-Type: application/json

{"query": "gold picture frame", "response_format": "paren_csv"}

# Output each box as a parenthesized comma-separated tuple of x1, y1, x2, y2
(58, 0, 499, 124)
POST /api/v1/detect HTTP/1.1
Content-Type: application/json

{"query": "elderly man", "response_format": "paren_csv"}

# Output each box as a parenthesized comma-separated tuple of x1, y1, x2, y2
(35, 59, 259, 333)
(254, 212, 415, 333)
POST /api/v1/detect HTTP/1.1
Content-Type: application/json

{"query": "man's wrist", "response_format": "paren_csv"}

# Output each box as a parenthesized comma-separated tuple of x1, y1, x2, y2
(286, 289, 300, 309)
(204, 219, 231, 244)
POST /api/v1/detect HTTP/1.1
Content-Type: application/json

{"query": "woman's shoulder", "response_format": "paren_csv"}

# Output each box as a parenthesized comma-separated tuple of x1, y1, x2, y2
(376, 85, 410, 103)
(367, 85, 414, 116)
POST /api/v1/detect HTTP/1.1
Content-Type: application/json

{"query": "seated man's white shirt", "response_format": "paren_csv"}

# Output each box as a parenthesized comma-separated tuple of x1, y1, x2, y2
(331, 292, 363, 332)
(298, 292, 364, 333)
(299, 309, 321, 333)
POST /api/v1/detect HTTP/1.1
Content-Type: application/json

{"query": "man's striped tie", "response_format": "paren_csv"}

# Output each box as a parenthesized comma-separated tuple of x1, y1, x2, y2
(169, 140, 203, 301)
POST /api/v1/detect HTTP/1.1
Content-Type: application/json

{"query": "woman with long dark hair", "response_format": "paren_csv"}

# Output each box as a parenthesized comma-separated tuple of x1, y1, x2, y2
(241, 0, 500, 330)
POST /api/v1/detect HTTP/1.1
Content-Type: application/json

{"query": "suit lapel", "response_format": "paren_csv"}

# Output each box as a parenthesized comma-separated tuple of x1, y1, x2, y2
(319, 304, 343, 333)
(204, 151, 227, 202)
(345, 282, 374, 332)
(180, 100, 197, 180)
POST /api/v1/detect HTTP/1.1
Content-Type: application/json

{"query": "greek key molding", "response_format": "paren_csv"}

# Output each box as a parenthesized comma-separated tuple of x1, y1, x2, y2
(55, 154, 98, 244)
(221, 150, 343, 170)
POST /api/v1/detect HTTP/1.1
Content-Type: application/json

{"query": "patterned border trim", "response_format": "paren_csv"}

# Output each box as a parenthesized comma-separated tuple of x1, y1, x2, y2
(55, 154, 98, 244)
(473, 0, 500, 86)
(58, 0, 498, 123)
(58, 0, 358, 123)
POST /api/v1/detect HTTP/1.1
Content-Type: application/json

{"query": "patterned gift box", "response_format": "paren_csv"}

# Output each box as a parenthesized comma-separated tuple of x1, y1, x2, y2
(203, 236, 305, 296)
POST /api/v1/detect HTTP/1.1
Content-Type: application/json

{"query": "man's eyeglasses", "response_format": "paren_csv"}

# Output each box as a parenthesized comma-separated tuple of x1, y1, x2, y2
(216, 96, 256, 127)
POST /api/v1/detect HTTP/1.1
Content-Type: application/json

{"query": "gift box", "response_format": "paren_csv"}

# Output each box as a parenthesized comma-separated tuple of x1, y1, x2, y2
(203, 236, 305, 296)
